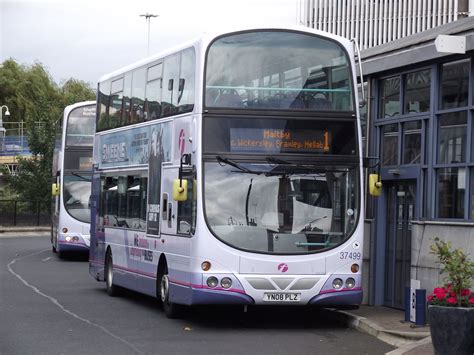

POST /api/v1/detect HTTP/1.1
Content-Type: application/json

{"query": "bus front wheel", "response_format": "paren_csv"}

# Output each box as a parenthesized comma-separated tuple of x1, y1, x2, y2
(160, 273, 181, 319)
(105, 251, 119, 297)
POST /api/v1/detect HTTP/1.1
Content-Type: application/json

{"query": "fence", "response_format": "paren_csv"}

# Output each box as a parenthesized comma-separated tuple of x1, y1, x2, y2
(0, 200, 51, 226)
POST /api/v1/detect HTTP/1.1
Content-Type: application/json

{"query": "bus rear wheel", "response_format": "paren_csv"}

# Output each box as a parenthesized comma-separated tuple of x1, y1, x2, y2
(160, 273, 181, 319)
(105, 251, 119, 297)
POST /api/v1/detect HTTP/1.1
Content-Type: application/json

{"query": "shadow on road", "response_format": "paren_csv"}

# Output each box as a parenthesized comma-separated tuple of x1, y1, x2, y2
(94, 285, 347, 330)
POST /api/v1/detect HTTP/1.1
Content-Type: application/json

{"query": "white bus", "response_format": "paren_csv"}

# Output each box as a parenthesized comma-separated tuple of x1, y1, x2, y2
(89, 27, 368, 318)
(51, 101, 96, 257)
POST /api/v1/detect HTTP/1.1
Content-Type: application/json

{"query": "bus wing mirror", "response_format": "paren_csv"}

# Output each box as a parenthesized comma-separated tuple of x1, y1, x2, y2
(369, 174, 382, 197)
(52, 183, 60, 196)
(173, 179, 188, 201)
(178, 78, 185, 92)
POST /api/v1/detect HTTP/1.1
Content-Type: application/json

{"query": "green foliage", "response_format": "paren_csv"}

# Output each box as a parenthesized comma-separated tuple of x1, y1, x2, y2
(0, 59, 95, 204)
(430, 237, 474, 305)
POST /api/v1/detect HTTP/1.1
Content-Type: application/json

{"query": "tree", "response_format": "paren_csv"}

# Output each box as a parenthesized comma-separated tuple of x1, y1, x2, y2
(0, 59, 95, 206)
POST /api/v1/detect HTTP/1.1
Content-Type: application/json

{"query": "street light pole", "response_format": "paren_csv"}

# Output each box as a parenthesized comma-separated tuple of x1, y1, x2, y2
(139, 13, 159, 56)
(0, 105, 10, 148)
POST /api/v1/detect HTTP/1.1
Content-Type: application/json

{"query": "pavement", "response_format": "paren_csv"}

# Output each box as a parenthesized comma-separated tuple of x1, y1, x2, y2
(334, 306, 433, 355)
(1, 226, 433, 355)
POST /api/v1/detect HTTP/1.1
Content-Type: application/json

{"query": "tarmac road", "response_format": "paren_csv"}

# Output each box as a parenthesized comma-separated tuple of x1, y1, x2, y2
(0, 236, 396, 355)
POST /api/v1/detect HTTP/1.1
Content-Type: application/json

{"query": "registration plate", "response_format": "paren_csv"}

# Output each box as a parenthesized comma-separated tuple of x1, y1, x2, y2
(263, 293, 301, 302)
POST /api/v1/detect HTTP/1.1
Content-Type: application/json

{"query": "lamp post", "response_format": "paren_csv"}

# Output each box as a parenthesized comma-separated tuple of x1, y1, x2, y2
(0, 105, 10, 146)
(139, 13, 159, 56)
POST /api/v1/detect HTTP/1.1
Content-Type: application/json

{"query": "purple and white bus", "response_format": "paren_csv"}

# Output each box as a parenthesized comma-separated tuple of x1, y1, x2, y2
(51, 101, 96, 257)
(89, 26, 366, 318)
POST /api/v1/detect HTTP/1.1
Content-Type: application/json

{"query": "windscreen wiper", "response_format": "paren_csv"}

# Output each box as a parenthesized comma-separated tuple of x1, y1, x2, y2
(266, 156, 352, 174)
(216, 156, 254, 173)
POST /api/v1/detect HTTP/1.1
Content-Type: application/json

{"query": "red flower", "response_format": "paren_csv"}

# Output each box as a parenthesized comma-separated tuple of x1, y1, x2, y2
(469, 298, 474, 305)
(446, 296, 458, 305)
(461, 289, 470, 296)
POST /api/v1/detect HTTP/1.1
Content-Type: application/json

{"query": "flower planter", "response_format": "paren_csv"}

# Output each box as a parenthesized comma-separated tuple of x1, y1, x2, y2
(428, 305, 474, 355)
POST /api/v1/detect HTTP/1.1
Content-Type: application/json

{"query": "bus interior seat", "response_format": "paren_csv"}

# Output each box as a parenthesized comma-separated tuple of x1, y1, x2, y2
(307, 97, 332, 110)
(213, 92, 243, 108)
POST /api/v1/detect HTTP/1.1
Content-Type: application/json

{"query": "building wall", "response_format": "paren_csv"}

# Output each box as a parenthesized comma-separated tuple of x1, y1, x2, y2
(299, 0, 471, 50)
(411, 222, 474, 293)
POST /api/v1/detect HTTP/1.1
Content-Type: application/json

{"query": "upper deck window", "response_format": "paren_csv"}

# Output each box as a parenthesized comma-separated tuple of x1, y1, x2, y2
(66, 105, 96, 147)
(205, 31, 354, 112)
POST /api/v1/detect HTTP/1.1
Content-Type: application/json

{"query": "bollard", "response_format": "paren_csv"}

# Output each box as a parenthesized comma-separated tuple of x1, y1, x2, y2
(415, 289, 426, 326)
(404, 286, 411, 322)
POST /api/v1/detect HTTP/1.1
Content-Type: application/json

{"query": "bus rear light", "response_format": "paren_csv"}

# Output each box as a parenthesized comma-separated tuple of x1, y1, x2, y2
(351, 264, 360, 273)
(332, 278, 343, 290)
(345, 278, 356, 289)
(62, 227, 68, 233)
(206, 276, 218, 288)
(201, 261, 211, 271)
(220, 277, 232, 289)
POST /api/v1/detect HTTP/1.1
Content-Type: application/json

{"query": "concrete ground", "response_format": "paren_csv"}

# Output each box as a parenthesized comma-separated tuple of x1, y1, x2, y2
(1, 227, 433, 354)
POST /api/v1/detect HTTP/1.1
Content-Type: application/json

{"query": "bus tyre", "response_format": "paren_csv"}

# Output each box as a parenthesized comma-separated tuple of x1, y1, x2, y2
(51, 227, 57, 253)
(105, 251, 119, 297)
(160, 274, 181, 319)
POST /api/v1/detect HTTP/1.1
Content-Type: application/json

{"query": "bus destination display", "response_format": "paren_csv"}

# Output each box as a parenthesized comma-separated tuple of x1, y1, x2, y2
(230, 128, 330, 153)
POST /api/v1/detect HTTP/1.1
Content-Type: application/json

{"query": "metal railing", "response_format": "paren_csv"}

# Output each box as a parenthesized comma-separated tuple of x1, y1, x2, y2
(0, 200, 51, 226)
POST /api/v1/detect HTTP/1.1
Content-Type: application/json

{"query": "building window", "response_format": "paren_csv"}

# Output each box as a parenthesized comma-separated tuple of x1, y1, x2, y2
(403, 121, 422, 165)
(437, 168, 465, 219)
(382, 124, 398, 166)
(440, 60, 469, 110)
(405, 70, 430, 114)
(437, 111, 467, 164)
(380, 76, 400, 118)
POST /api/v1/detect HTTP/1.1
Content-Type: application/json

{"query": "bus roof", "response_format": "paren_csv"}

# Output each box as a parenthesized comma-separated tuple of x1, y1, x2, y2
(97, 25, 353, 84)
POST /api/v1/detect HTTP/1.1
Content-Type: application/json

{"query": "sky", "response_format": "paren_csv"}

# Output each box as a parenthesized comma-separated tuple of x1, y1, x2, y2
(1, 0, 301, 86)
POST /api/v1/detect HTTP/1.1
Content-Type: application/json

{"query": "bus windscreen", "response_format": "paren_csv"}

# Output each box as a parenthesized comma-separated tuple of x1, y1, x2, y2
(205, 30, 354, 111)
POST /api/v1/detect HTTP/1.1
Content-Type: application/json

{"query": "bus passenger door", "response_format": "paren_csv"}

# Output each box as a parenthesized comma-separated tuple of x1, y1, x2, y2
(160, 166, 177, 235)
(160, 165, 193, 303)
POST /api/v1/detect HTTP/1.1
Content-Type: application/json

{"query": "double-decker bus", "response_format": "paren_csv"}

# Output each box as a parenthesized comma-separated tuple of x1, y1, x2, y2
(89, 26, 367, 318)
(51, 101, 96, 257)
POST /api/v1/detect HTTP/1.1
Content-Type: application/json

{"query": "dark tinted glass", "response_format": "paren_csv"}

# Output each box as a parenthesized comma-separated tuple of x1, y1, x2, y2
(204, 117, 357, 155)
(438, 111, 467, 164)
(380, 77, 400, 118)
(437, 167, 465, 218)
(382, 124, 398, 166)
(405, 70, 430, 114)
(441, 60, 469, 109)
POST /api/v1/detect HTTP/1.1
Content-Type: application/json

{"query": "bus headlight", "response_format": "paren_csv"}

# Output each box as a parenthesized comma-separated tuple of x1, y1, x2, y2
(220, 277, 232, 289)
(65, 236, 71, 242)
(206, 276, 218, 288)
(62, 227, 68, 233)
(72, 236, 80, 243)
(345, 278, 356, 289)
(332, 278, 343, 290)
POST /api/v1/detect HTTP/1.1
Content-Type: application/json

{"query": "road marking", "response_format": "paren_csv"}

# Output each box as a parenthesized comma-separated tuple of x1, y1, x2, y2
(7, 249, 143, 354)
(42, 257, 52, 262)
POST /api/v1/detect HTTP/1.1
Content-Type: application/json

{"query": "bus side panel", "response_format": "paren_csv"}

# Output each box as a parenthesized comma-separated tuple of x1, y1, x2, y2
(89, 172, 105, 280)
